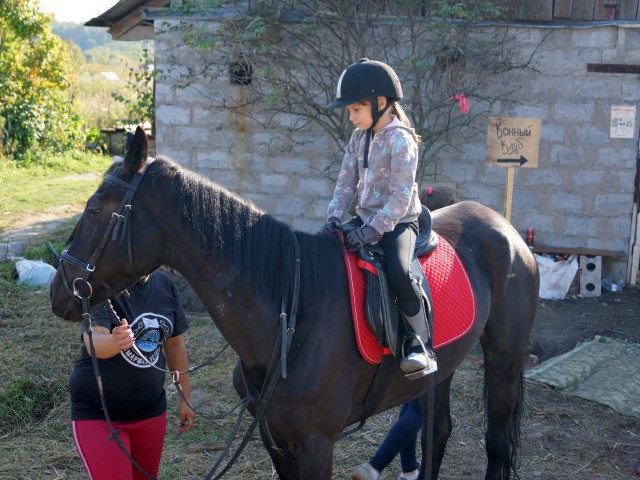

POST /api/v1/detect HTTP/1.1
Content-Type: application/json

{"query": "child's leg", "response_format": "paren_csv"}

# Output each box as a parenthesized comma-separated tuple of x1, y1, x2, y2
(369, 400, 422, 472)
(398, 400, 421, 473)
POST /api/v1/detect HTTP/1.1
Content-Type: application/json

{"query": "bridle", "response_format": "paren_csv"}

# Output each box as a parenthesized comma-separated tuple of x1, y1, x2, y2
(58, 171, 146, 317)
(56, 169, 160, 479)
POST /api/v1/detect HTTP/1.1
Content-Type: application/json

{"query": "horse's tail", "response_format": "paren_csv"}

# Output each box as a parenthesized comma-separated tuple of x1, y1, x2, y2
(483, 370, 524, 480)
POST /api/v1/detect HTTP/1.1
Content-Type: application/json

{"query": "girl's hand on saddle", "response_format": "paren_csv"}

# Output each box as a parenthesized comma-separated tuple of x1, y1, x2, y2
(112, 319, 134, 351)
(346, 225, 382, 251)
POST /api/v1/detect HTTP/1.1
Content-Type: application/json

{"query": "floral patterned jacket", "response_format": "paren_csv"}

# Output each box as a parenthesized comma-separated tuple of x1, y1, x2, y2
(327, 116, 421, 234)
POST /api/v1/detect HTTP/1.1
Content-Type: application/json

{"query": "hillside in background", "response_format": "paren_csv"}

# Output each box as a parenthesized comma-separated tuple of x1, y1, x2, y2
(52, 21, 153, 65)
(50, 21, 155, 131)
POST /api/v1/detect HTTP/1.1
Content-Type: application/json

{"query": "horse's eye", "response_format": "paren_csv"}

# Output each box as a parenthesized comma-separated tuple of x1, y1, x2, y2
(87, 208, 100, 217)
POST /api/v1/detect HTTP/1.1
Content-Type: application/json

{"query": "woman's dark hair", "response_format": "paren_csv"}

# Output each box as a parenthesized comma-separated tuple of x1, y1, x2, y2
(419, 184, 457, 211)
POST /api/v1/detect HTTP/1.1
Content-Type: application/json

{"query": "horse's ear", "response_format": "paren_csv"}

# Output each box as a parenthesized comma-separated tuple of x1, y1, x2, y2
(122, 126, 149, 176)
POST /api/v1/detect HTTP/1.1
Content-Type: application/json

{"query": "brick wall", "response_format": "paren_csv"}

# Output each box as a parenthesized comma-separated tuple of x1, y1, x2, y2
(432, 25, 639, 280)
(154, 18, 639, 280)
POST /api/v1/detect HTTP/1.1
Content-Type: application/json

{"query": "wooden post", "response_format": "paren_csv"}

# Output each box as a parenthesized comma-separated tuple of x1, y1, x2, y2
(627, 203, 638, 283)
(504, 166, 515, 222)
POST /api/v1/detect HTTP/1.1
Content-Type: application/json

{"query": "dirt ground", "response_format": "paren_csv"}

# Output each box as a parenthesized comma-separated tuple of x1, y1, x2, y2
(172, 276, 640, 479)
(530, 287, 640, 361)
(3, 209, 639, 478)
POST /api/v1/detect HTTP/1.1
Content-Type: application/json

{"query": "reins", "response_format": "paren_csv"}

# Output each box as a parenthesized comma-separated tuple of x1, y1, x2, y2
(203, 230, 301, 480)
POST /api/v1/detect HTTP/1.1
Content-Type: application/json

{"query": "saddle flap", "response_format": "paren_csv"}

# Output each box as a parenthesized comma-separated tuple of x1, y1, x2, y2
(360, 260, 402, 358)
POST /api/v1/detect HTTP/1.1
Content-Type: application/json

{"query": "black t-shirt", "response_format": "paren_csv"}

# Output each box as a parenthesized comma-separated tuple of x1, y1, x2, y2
(69, 271, 189, 422)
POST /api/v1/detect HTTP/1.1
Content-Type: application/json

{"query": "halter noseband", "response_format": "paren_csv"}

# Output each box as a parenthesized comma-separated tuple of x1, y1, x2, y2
(59, 171, 146, 312)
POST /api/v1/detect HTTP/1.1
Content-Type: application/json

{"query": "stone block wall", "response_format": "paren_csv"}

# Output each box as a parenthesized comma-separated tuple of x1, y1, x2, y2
(154, 18, 639, 279)
(431, 25, 639, 279)
(154, 17, 336, 234)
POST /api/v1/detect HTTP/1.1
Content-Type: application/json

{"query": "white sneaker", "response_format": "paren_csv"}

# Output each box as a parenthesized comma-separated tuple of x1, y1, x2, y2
(351, 463, 380, 480)
(398, 471, 419, 480)
(398, 462, 420, 480)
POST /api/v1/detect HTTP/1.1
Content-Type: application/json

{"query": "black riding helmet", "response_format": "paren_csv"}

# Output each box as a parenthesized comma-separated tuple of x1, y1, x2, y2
(328, 59, 403, 168)
(328, 58, 403, 109)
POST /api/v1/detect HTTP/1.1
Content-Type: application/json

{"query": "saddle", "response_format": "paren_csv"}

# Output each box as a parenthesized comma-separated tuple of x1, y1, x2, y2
(343, 206, 438, 358)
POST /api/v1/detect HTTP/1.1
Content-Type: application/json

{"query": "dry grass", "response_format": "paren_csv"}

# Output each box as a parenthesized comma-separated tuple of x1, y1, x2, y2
(1, 260, 639, 479)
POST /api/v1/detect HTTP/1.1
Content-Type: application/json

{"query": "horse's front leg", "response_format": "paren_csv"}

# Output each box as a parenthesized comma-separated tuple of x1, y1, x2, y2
(257, 422, 299, 479)
(259, 429, 334, 480)
(296, 433, 335, 479)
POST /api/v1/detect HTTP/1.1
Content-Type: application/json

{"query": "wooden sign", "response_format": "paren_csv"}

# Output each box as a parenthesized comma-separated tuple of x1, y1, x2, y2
(486, 117, 541, 169)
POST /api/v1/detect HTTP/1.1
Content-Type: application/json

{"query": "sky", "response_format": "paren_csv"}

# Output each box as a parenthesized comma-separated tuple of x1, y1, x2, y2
(38, 0, 119, 23)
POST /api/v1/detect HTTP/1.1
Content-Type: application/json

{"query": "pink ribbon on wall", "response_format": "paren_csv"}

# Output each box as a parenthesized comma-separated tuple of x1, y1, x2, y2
(451, 93, 469, 114)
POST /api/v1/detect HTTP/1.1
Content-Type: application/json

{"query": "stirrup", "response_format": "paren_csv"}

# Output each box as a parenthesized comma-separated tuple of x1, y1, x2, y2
(400, 336, 437, 380)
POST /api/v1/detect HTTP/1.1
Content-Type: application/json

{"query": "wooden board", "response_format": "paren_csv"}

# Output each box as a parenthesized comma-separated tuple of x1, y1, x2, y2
(486, 117, 541, 169)
(531, 246, 627, 258)
(519, 0, 553, 20)
(554, 0, 574, 18)
(573, 0, 597, 19)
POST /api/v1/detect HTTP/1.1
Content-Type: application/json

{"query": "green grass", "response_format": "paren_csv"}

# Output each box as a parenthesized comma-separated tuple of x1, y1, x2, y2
(0, 151, 111, 231)
(0, 252, 249, 479)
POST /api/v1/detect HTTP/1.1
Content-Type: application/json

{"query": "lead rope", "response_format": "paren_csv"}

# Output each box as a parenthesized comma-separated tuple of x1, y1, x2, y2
(104, 299, 230, 418)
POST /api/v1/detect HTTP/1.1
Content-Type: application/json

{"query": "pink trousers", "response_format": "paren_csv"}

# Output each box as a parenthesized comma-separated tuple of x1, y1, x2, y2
(72, 412, 167, 480)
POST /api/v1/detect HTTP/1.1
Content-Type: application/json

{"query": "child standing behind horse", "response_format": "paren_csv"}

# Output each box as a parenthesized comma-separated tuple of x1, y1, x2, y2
(320, 58, 436, 378)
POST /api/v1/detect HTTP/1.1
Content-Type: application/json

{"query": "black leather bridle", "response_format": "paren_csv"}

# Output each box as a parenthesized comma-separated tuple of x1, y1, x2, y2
(58, 171, 146, 316)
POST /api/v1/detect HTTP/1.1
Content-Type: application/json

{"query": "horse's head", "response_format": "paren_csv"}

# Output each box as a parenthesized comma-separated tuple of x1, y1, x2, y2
(50, 126, 159, 321)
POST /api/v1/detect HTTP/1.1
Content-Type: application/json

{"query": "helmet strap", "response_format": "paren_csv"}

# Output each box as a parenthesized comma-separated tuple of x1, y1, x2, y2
(363, 128, 372, 169)
(363, 97, 392, 169)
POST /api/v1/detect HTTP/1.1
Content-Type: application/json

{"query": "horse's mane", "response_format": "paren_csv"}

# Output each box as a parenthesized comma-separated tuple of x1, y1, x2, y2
(148, 157, 344, 309)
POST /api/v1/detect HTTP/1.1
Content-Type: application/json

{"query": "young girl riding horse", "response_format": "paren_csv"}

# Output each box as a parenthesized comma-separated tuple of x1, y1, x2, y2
(320, 58, 437, 379)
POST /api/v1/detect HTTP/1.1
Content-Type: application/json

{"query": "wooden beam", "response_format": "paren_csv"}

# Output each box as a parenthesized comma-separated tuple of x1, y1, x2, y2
(108, 0, 170, 41)
(587, 63, 640, 74)
(503, 166, 515, 223)
(621, 0, 639, 19)
(554, 0, 574, 18)
(573, 0, 596, 19)
(518, 0, 553, 20)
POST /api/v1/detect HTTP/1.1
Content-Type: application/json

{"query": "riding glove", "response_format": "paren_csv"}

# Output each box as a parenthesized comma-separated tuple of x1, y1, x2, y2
(345, 225, 382, 251)
(319, 217, 342, 235)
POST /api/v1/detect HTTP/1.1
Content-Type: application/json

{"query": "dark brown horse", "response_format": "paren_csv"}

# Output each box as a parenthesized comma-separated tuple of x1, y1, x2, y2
(50, 127, 538, 479)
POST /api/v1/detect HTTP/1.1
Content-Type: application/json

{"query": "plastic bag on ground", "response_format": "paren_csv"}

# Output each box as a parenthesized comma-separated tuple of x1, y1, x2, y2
(534, 253, 578, 300)
(14, 258, 57, 287)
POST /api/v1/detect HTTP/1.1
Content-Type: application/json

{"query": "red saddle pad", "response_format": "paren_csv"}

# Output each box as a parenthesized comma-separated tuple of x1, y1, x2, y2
(341, 233, 477, 364)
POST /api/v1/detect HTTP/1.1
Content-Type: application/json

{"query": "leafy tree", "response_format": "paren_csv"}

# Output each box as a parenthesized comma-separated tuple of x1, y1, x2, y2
(162, 0, 536, 181)
(0, 0, 82, 161)
(112, 47, 157, 127)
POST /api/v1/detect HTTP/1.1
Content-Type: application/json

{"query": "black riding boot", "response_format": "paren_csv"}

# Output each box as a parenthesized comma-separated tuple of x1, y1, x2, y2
(398, 299, 438, 380)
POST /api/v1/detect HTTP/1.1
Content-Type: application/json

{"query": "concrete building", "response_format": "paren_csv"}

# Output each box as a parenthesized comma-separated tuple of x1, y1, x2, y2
(88, 0, 640, 284)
